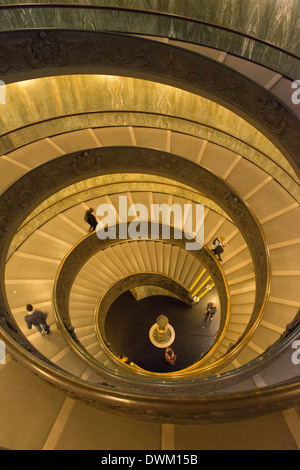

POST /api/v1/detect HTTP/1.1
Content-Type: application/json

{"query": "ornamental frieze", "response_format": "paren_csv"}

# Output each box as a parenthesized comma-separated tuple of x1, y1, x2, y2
(0, 30, 299, 172)
(18, 31, 70, 69)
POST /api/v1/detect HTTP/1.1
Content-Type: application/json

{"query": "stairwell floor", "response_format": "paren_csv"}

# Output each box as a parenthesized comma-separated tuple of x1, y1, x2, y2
(105, 289, 220, 373)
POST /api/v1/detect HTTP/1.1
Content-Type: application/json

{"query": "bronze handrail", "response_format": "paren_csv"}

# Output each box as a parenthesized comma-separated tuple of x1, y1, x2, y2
(0, 145, 271, 422)
(0, 4, 298, 79)
(52, 226, 229, 378)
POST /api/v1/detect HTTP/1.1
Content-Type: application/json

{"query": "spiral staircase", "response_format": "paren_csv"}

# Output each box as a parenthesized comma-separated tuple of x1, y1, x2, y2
(0, 1, 300, 450)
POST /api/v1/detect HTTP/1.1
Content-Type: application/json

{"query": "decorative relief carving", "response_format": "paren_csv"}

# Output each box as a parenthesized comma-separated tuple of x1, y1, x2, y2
(20, 31, 70, 69)
(223, 191, 245, 222)
(0, 49, 12, 73)
(0, 21, 293, 415)
(210, 76, 244, 106)
(71, 151, 103, 176)
(0, 216, 10, 236)
(257, 97, 289, 137)
(81, 37, 154, 72)
(0, 30, 298, 170)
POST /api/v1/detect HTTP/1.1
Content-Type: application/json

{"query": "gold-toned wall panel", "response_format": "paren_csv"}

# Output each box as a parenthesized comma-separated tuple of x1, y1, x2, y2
(1, 75, 293, 179)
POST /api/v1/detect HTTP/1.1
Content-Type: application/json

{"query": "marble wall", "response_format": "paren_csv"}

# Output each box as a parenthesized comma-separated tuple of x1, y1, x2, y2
(0, 0, 298, 77)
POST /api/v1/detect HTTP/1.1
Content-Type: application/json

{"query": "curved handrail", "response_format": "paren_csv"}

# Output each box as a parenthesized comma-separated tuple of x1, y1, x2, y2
(0, 30, 299, 176)
(0, 146, 273, 421)
(84, 272, 202, 374)
(1, 323, 300, 424)
(0, 27, 298, 421)
(53, 226, 229, 378)
(0, 4, 298, 79)
(94, 274, 218, 376)
(2, 114, 298, 198)
(7, 180, 232, 261)
(6, 177, 259, 376)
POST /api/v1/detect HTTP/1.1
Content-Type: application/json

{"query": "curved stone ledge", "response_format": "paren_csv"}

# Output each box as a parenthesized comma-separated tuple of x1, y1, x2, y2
(3, 331, 300, 425)
(0, 146, 269, 367)
(64, 271, 200, 375)
(7, 179, 232, 260)
(53, 225, 228, 377)
(1, 115, 298, 200)
(94, 272, 219, 374)
(0, 146, 274, 422)
(0, 21, 298, 424)
(0, 5, 298, 79)
(0, 30, 299, 175)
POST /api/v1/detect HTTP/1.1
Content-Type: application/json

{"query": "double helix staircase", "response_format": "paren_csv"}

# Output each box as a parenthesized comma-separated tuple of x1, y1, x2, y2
(0, 2, 299, 448)
(1, 127, 299, 449)
(4, 158, 300, 382)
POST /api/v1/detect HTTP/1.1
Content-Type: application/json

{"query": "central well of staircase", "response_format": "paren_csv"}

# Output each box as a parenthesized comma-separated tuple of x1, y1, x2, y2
(104, 290, 220, 374)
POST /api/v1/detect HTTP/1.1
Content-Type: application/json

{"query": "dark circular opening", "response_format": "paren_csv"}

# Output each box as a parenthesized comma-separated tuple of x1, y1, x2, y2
(104, 287, 220, 373)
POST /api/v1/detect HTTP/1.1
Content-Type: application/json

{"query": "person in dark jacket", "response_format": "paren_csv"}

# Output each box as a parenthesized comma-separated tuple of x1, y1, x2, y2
(205, 302, 217, 321)
(25, 304, 50, 335)
(211, 237, 227, 262)
(84, 208, 98, 231)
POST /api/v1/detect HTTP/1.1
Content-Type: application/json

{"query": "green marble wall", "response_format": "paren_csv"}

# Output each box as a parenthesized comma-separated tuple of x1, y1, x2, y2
(0, 0, 298, 77)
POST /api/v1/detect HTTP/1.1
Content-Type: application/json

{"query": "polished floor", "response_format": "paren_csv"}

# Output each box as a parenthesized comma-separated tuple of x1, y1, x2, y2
(105, 288, 220, 373)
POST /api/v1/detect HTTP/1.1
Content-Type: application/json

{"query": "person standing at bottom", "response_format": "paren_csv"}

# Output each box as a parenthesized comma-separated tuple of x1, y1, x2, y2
(25, 304, 50, 336)
(205, 302, 217, 321)
(165, 347, 177, 366)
